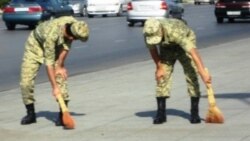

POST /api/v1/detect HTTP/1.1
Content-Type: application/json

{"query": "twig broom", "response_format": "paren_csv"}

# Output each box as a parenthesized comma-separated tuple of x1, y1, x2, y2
(205, 80, 224, 123)
(57, 94, 75, 129)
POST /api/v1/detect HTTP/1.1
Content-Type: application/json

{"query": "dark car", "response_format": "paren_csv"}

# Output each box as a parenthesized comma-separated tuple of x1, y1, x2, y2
(194, 0, 215, 5)
(215, 0, 250, 23)
(2, 0, 74, 30)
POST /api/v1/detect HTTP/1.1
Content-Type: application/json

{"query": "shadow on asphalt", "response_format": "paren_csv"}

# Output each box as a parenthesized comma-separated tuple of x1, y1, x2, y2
(135, 108, 206, 121)
(36, 111, 85, 123)
(222, 20, 250, 24)
(201, 92, 250, 105)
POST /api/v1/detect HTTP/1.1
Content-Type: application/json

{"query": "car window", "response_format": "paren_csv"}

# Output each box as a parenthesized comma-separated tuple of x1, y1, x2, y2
(68, 0, 82, 2)
(132, 0, 162, 1)
(171, 0, 182, 3)
(36, 0, 49, 2)
(219, 0, 250, 2)
(11, 0, 37, 2)
(58, 0, 69, 5)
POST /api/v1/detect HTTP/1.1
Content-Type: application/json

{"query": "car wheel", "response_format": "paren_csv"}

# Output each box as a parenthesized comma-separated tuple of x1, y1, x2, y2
(228, 18, 235, 23)
(141, 21, 145, 26)
(88, 14, 94, 18)
(127, 21, 134, 27)
(6, 23, 16, 30)
(117, 6, 123, 17)
(28, 25, 36, 30)
(50, 15, 55, 20)
(81, 7, 87, 17)
(102, 14, 107, 17)
(216, 17, 223, 23)
(70, 10, 74, 16)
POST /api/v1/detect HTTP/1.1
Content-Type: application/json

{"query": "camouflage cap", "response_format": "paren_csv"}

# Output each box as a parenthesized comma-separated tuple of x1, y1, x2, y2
(70, 21, 89, 42)
(143, 18, 162, 45)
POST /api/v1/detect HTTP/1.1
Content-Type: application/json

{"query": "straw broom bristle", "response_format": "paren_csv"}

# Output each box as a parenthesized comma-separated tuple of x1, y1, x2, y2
(57, 94, 75, 129)
(205, 68, 224, 124)
(62, 112, 75, 129)
(205, 105, 224, 123)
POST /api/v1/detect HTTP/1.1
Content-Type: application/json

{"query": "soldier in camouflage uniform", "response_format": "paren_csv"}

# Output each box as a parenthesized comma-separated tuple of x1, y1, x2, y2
(143, 18, 211, 124)
(20, 16, 89, 127)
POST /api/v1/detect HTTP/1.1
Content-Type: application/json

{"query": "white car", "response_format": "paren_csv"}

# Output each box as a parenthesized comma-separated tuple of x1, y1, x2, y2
(68, 0, 87, 17)
(126, 0, 184, 27)
(86, 0, 125, 17)
(194, 0, 215, 5)
(120, 0, 132, 12)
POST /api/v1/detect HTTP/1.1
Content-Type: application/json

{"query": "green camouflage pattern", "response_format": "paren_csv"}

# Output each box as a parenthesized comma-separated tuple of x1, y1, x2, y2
(144, 18, 196, 52)
(156, 44, 200, 97)
(20, 59, 69, 104)
(32, 16, 78, 65)
(20, 16, 88, 105)
(143, 18, 162, 45)
(70, 21, 89, 42)
(143, 18, 200, 98)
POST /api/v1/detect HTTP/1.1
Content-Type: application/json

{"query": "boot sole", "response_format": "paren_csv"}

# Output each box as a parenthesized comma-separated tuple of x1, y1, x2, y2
(21, 120, 37, 125)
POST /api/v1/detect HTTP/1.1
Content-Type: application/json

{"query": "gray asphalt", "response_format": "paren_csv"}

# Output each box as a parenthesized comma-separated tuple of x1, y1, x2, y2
(0, 37, 250, 141)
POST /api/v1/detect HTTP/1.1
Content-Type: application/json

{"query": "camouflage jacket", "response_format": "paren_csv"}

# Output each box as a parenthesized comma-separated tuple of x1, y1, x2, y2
(153, 18, 196, 52)
(26, 16, 78, 65)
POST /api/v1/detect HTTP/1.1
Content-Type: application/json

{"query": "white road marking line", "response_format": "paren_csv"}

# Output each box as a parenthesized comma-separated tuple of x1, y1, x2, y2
(114, 39, 126, 43)
(73, 45, 88, 49)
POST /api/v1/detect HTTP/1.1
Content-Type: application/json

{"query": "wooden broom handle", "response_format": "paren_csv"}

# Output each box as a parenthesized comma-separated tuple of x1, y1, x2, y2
(205, 68, 216, 106)
(57, 94, 69, 113)
(206, 84, 216, 106)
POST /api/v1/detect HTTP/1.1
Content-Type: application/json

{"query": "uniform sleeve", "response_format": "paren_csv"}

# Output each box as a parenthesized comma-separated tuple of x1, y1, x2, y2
(179, 30, 197, 52)
(43, 37, 57, 65)
(62, 40, 72, 50)
(144, 36, 156, 49)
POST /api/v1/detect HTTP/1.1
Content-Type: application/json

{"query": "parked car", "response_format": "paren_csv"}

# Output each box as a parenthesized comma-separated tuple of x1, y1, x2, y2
(215, 0, 250, 23)
(67, 0, 87, 17)
(86, 0, 124, 18)
(194, 0, 215, 5)
(120, 0, 132, 12)
(126, 0, 184, 27)
(2, 0, 74, 30)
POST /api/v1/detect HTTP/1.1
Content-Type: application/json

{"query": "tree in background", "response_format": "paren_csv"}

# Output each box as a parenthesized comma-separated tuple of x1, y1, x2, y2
(0, 0, 10, 9)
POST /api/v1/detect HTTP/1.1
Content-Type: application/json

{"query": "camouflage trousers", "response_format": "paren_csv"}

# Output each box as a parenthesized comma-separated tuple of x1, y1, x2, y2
(20, 42, 69, 105)
(156, 45, 201, 98)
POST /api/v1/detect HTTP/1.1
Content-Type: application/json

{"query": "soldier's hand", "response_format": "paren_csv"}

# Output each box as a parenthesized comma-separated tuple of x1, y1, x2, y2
(203, 68, 212, 86)
(53, 86, 61, 98)
(155, 67, 166, 82)
(55, 67, 68, 80)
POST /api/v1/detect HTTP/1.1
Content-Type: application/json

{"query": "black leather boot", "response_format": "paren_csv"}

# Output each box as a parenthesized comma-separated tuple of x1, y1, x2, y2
(21, 104, 36, 125)
(153, 97, 167, 124)
(55, 101, 68, 126)
(190, 97, 201, 124)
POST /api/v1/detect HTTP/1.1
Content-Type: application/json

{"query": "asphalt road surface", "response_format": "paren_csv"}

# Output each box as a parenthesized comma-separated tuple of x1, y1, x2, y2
(0, 4, 250, 92)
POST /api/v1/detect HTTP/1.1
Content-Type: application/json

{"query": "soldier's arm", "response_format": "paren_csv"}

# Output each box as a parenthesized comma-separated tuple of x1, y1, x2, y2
(149, 47, 162, 69)
(149, 47, 166, 81)
(56, 49, 68, 67)
(189, 48, 211, 84)
(46, 65, 60, 97)
(178, 28, 211, 85)
(55, 49, 69, 80)
(43, 38, 60, 96)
